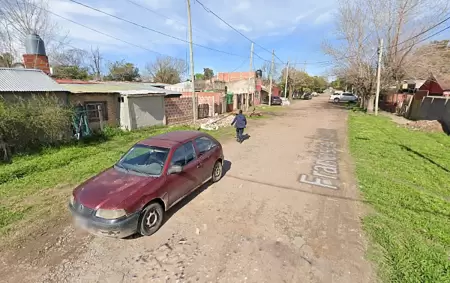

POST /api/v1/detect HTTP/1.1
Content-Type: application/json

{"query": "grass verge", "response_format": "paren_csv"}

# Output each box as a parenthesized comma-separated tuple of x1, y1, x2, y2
(0, 125, 234, 238)
(348, 113, 450, 282)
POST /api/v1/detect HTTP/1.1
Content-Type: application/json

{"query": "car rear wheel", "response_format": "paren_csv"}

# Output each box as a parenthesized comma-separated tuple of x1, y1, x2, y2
(138, 202, 164, 236)
(211, 161, 223, 183)
(333, 98, 340, 103)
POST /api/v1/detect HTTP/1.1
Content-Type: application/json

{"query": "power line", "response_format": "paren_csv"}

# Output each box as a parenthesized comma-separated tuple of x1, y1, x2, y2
(124, 0, 210, 40)
(396, 25, 450, 53)
(291, 21, 450, 66)
(194, 0, 283, 64)
(230, 58, 248, 72)
(67, 0, 249, 58)
(33, 3, 174, 58)
(388, 14, 450, 49)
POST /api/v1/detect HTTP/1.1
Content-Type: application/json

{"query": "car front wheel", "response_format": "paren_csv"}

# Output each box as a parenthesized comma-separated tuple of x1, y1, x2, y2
(211, 161, 223, 183)
(138, 202, 164, 236)
(333, 98, 340, 103)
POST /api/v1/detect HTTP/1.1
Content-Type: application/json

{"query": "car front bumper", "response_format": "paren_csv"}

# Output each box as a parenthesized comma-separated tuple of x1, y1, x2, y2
(69, 204, 139, 238)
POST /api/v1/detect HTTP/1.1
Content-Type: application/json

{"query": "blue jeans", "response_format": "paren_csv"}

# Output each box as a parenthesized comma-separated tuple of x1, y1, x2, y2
(236, 128, 244, 141)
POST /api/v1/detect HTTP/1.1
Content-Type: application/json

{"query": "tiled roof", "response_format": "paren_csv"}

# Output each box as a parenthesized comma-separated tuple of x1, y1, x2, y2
(0, 68, 68, 92)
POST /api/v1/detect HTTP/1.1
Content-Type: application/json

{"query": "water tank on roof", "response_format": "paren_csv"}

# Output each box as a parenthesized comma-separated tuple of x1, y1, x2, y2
(25, 33, 46, 55)
(256, 70, 262, 78)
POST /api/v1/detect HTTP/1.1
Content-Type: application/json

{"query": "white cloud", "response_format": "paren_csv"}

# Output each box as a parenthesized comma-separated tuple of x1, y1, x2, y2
(44, 0, 337, 59)
(314, 11, 334, 25)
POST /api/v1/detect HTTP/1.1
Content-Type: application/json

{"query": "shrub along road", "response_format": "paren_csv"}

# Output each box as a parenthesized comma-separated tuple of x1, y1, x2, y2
(1, 97, 376, 282)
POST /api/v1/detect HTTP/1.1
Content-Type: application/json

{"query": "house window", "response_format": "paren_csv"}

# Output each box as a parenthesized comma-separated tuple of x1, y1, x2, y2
(85, 101, 108, 122)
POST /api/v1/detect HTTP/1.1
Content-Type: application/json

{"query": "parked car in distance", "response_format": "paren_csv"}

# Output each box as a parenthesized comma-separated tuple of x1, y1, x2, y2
(303, 93, 312, 100)
(329, 92, 358, 103)
(265, 95, 282, 105)
(69, 131, 224, 238)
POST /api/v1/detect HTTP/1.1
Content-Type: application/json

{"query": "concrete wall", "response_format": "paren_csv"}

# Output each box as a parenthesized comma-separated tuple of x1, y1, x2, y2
(226, 78, 255, 94)
(409, 96, 450, 129)
(165, 97, 193, 125)
(125, 95, 165, 130)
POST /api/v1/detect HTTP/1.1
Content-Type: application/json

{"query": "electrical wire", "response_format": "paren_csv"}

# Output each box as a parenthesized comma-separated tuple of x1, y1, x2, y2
(194, 0, 283, 64)
(230, 58, 248, 72)
(67, 0, 248, 58)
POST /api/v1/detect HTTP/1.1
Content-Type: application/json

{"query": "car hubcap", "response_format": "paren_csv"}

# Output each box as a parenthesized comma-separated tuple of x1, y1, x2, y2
(214, 164, 222, 178)
(146, 210, 158, 228)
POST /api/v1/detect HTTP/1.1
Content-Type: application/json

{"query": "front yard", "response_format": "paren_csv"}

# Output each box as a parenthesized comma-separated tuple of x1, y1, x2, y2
(0, 125, 234, 244)
(349, 113, 450, 282)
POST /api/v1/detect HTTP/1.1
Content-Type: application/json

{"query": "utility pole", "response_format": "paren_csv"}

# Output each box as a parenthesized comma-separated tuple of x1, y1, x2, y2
(186, 0, 196, 122)
(374, 38, 383, 116)
(247, 43, 254, 111)
(284, 59, 289, 98)
(268, 49, 274, 106)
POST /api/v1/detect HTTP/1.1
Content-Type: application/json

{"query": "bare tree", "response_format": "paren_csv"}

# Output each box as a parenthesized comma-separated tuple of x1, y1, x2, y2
(145, 56, 187, 84)
(323, 0, 449, 111)
(0, 0, 68, 62)
(51, 48, 88, 67)
(89, 46, 103, 81)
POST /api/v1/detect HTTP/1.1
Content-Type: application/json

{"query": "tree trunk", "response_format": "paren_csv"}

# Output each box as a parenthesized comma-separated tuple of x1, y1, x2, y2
(366, 95, 375, 113)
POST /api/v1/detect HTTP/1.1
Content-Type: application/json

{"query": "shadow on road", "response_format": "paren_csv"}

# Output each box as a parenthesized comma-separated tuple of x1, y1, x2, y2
(125, 160, 232, 240)
(225, 174, 365, 203)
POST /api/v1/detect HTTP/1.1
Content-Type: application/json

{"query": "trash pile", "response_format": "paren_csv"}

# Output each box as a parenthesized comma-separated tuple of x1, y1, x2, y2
(199, 114, 235, 131)
(281, 97, 290, 106)
(405, 120, 444, 133)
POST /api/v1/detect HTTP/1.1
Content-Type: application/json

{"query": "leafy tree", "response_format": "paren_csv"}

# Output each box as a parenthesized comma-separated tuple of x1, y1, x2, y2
(106, 60, 140, 81)
(203, 68, 214, 80)
(52, 65, 90, 80)
(145, 56, 186, 84)
(195, 73, 204, 80)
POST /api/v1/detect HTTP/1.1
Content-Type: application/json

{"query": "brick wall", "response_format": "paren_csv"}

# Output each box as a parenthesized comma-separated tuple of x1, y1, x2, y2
(216, 72, 254, 82)
(23, 54, 50, 74)
(165, 97, 193, 125)
(69, 93, 120, 129)
(182, 92, 225, 116)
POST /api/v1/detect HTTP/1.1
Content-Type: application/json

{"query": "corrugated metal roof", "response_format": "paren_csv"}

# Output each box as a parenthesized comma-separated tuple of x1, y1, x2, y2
(0, 68, 68, 92)
(61, 82, 181, 96)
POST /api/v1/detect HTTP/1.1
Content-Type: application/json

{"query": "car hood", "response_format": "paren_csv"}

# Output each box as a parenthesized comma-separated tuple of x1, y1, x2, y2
(74, 167, 159, 210)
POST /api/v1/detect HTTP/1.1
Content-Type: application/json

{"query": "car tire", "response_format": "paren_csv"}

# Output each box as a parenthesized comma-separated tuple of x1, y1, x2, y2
(211, 161, 223, 183)
(138, 202, 164, 236)
(333, 98, 340, 103)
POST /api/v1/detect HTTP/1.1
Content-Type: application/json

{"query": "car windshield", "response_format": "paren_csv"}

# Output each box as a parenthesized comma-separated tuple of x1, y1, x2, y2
(115, 144, 170, 176)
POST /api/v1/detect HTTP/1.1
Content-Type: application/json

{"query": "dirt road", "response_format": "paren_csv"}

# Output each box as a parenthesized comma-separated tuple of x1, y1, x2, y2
(2, 97, 374, 283)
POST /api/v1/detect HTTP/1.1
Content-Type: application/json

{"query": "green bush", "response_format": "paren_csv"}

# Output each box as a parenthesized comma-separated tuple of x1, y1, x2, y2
(0, 95, 74, 158)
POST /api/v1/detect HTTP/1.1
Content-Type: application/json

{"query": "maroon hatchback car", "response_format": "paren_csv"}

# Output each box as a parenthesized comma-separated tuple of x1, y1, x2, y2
(69, 131, 224, 238)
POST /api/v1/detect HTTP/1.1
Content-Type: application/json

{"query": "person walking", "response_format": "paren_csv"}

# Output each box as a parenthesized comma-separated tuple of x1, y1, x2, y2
(231, 109, 247, 143)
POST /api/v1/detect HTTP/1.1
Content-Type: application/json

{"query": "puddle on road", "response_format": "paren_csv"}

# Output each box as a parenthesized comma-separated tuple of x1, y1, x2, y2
(298, 128, 340, 190)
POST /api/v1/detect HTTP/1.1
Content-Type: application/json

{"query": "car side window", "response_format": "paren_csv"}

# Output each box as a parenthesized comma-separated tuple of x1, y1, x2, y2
(170, 142, 197, 167)
(194, 137, 216, 155)
(184, 141, 196, 164)
(171, 146, 186, 166)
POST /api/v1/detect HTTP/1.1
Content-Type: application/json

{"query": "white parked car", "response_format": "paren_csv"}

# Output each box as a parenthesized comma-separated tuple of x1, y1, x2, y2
(329, 92, 358, 103)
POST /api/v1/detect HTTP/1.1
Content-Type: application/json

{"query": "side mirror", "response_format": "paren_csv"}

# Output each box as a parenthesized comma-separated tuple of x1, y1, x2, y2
(167, 165, 182, 175)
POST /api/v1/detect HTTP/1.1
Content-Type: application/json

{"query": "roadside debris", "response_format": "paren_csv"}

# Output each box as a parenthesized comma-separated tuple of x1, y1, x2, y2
(198, 115, 235, 131)
(405, 120, 444, 133)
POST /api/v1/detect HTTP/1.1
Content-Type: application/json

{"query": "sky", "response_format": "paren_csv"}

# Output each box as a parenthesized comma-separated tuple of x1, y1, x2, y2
(46, 0, 339, 79)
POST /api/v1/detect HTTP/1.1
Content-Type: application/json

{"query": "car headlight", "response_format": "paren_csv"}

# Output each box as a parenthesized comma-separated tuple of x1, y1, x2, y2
(95, 209, 127, 219)
(69, 195, 75, 206)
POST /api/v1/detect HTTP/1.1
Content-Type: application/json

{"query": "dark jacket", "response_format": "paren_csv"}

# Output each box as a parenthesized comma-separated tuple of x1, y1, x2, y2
(231, 114, 247, 129)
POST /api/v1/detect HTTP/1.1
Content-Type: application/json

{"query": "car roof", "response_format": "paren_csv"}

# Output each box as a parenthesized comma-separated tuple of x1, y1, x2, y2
(138, 130, 205, 148)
